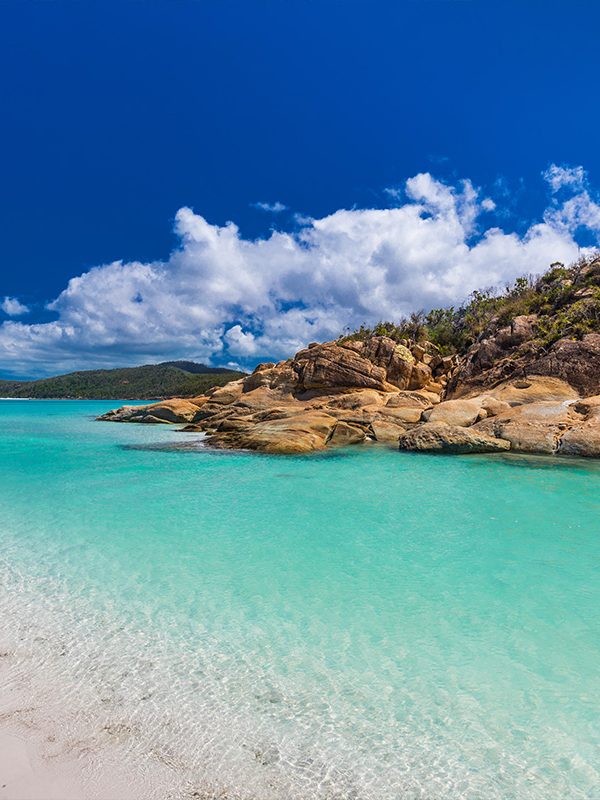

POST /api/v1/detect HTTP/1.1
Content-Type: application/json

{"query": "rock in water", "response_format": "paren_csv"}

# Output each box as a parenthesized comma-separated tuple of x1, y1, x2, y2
(398, 424, 511, 454)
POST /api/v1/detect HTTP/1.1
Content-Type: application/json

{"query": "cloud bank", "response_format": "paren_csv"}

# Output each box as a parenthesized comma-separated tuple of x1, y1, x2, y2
(2, 165, 599, 378)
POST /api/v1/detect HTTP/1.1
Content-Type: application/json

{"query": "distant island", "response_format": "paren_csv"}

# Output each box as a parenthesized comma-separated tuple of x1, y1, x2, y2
(0, 361, 245, 400)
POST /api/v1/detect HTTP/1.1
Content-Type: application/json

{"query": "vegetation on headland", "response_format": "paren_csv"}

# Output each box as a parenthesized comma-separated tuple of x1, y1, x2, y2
(0, 361, 245, 400)
(340, 252, 600, 355)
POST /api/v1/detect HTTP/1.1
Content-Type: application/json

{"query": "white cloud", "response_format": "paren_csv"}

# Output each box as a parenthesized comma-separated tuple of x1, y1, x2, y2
(224, 324, 258, 356)
(252, 201, 288, 213)
(543, 163, 600, 234)
(543, 164, 586, 193)
(1, 166, 598, 377)
(1, 296, 29, 317)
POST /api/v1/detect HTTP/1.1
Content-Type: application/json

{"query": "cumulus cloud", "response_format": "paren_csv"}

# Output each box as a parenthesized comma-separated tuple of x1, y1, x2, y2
(1, 296, 29, 317)
(252, 200, 288, 213)
(1, 165, 598, 377)
(542, 164, 586, 193)
(542, 164, 600, 234)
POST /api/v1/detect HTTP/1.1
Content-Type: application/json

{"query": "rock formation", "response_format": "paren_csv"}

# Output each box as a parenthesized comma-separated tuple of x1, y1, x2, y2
(99, 336, 455, 453)
(99, 323, 600, 458)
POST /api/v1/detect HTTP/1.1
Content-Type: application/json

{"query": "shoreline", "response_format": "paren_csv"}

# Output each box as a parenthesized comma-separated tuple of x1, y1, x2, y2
(0, 725, 164, 800)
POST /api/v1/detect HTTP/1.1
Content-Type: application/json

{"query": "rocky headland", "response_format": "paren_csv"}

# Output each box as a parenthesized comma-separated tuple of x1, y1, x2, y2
(99, 255, 600, 457)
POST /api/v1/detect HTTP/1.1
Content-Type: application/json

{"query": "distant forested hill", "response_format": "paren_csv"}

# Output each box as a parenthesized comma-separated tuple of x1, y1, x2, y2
(0, 361, 245, 400)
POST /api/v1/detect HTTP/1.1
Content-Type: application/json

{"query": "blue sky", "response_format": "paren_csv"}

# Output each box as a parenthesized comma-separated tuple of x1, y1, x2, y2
(1, 0, 600, 377)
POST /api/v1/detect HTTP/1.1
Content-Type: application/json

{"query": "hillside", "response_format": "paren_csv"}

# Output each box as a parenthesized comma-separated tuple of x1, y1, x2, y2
(0, 361, 245, 400)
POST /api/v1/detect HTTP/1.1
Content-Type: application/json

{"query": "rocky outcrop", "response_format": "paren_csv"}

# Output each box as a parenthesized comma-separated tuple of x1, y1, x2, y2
(398, 423, 511, 454)
(448, 323, 600, 401)
(528, 334, 600, 396)
(98, 397, 207, 424)
(425, 398, 486, 427)
(99, 332, 600, 458)
(474, 401, 581, 455)
(99, 336, 450, 452)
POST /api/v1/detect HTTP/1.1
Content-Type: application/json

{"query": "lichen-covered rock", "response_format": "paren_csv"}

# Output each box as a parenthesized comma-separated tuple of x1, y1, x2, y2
(398, 423, 510, 454)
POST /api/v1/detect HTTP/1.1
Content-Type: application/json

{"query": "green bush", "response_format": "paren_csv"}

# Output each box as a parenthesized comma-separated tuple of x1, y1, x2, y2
(341, 252, 600, 355)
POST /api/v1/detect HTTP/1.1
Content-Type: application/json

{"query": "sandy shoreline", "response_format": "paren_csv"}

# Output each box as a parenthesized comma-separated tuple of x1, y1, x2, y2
(0, 650, 182, 800)
(0, 728, 87, 800)
(0, 717, 176, 800)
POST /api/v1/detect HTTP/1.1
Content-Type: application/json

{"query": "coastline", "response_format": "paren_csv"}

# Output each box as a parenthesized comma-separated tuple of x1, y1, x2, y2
(0, 644, 180, 800)
(0, 726, 168, 800)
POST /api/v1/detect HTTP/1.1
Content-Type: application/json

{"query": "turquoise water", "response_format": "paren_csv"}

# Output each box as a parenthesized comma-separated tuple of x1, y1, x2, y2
(0, 400, 599, 799)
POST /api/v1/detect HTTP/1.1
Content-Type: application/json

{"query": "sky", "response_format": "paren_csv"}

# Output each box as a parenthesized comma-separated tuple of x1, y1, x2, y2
(1, 0, 600, 378)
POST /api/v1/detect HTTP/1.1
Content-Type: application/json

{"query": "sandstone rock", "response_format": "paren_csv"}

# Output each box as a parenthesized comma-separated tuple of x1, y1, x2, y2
(98, 398, 204, 424)
(483, 376, 579, 406)
(376, 406, 424, 424)
(427, 398, 483, 427)
(408, 361, 433, 390)
(328, 421, 367, 447)
(474, 401, 583, 454)
(529, 334, 600, 396)
(233, 387, 301, 413)
(207, 411, 338, 454)
(326, 389, 386, 409)
(398, 423, 510, 454)
(362, 336, 415, 388)
(411, 344, 426, 360)
(242, 363, 298, 392)
(558, 421, 600, 457)
(370, 419, 406, 444)
(206, 379, 245, 405)
(294, 342, 391, 392)
(480, 396, 511, 417)
(557, 400, 600, 457)
(385, 391, 433, 409)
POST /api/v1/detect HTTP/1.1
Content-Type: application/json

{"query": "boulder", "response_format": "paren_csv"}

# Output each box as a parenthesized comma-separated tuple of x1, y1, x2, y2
(206, 380, 245, 405)
(98, 398, 204, 424)
(528, 334, 600, 396)
(370, 419, 406, 444)
(398, 423, 510, 454)
(408, 361, 433, 390)
(207, 411, 339, 454)
(558, 421, 600, 457)
(294, 342, 391, 392)
(479, 396, 511, 417)
(325, 389, 387, 409)
(495, 315, 538, 348)
(376, 406, 424, 425)
(474, 401, 583, 454)
(385, 391, 434, 409)
(328, 421, 367, 447)
(557, 400, 600, 457)
(483, 376, 579, 406)
(427, 398, 484, 427)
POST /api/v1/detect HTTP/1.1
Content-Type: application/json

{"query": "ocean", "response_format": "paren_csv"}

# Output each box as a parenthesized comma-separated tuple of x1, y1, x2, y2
(0, 400, 598, 799)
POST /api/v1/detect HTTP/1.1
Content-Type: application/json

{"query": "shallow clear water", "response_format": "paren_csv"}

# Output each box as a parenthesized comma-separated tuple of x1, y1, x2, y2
(0, 400, 599, 799)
